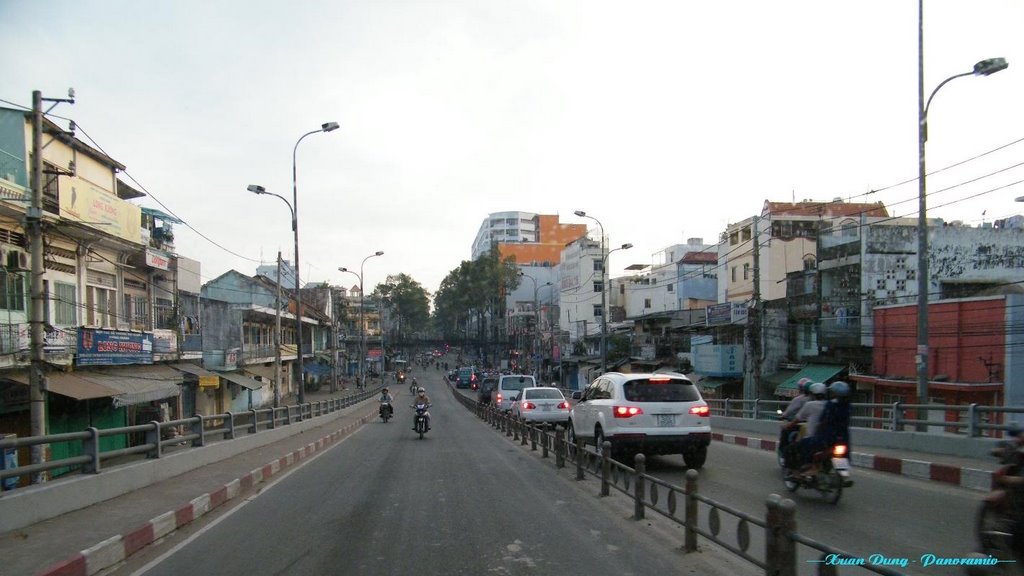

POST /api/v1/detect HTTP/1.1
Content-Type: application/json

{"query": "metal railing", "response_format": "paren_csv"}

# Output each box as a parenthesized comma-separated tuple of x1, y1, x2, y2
(0, 388, 378, 487)
(451, 387, 910, 576)
(708, 398, 1023, 438)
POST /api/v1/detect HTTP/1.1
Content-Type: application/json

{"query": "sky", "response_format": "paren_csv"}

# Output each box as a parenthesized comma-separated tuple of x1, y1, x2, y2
(3, 1, 1023, 303)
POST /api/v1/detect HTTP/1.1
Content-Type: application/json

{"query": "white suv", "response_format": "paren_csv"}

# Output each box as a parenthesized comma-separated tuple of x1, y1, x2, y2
(568, 372, 711, 469)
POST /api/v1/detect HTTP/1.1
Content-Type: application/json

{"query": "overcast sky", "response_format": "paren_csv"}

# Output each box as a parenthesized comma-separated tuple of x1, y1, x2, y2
(3, 1, 1022, 300)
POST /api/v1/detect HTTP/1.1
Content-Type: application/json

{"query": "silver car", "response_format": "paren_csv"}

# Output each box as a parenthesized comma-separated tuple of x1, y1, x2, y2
(492, 374, 536, 411)
(511, 387, 570, 427)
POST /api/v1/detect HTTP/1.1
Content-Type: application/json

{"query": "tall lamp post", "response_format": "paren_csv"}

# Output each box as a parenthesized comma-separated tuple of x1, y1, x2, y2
(601, 243, 633, 374)
(348, 251, 384, 387)
(574, 211, 607, 371)
(916, 56, 1007, 417)
(338, 267, 361, 383)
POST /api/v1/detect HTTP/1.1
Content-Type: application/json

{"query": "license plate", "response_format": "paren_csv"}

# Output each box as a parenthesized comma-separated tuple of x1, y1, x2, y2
(542, 404, 552, 412)
(657, 414, 675, 426)
(832, 457, 850, 471)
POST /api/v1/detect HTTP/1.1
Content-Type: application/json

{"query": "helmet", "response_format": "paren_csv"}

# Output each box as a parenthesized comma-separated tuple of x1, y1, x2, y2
(796, 377, 813, 394)
(417, 387, 426, 393)
(382, 387, 389, 392)
(808, 382, 827, 397)
(828, 381, 850, 398)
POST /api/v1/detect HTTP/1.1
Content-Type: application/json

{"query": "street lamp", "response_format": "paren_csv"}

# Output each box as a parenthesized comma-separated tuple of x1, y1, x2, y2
(351, 251, 384, 387)
(247, 184, 293, 407)
(916, 57, 1007, 415)
(518, 272, 552, 375)
(338, 266, 361, 386)
(601, 243, 633, 374)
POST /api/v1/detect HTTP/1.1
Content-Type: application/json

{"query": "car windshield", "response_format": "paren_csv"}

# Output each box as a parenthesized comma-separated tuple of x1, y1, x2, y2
(502, 376, 533, 390)
(623, 378, 701, 402)
(524, 388, 563, 400)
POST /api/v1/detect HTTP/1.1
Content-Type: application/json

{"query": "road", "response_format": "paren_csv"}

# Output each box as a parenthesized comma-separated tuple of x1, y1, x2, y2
(114, 369, 755, 576)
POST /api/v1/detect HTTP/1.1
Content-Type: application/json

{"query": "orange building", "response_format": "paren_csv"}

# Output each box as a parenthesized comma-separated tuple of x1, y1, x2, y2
(473, 212, 588, 266)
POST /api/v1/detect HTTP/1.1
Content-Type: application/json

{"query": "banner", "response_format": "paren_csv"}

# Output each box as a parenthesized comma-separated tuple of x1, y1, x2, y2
(77, 328, 153, 366)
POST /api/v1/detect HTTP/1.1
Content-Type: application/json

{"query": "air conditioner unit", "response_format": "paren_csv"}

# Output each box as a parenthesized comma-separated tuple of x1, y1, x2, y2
(7, 250, 28, 271)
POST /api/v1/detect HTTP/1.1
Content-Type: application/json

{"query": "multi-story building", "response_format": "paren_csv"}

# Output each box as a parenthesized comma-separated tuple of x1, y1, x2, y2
(471, 211, 587, 264)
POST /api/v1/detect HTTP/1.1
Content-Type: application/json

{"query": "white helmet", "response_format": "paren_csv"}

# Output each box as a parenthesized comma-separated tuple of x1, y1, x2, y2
(808, 382, 827, 397)
(417, 387, 426, 393)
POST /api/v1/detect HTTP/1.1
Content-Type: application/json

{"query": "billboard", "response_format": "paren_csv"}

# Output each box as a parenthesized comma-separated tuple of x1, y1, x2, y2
(77, 328, 153, 366)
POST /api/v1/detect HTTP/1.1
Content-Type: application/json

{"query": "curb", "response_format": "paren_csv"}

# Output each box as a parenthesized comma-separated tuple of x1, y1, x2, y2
(711, 432, 994, 492)
(34, 410, 376, 576)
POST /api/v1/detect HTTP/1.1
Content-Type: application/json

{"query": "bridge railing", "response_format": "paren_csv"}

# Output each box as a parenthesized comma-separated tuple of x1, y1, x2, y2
(0, 388, 378, 487)
(708, 398, 1023, 438)
(452, 385, 915, 576)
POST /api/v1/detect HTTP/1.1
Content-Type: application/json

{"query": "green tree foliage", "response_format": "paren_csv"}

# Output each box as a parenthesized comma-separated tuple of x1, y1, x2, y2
(432, 249, 519, 346)
(372, 273, 431, 342)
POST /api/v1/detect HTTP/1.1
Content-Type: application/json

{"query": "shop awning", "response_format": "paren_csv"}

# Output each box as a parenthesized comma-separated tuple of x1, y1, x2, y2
(6, 371, 121, 401)
(215, 371, 263, 390)
(773, 364, 844, 398)
(170, 362, 216, 377)
(77, 365, 184, 407)
(241, 365, 277, 383)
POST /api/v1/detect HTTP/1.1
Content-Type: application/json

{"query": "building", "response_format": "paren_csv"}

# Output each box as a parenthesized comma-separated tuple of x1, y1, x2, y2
(471, 211, 587, 264)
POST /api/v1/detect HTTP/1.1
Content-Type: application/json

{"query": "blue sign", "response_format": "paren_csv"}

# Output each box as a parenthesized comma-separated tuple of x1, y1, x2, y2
(77, 328, 153, 366)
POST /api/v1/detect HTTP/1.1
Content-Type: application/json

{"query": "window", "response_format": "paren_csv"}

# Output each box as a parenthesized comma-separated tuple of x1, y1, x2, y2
(731, 266, 737, 282)
(803, 256, 816, 271)
(729, 231, 739, 245)
(125, 294, 149, 327)
(644, 298, 651, 309)
(86, 286, 117, 327)
(743, 263, 750, 280)
(593, 281, 602, 293)
(54, 282, 76, 325)
(593, 259, 603, 272)
(741, 226, 752, 242)
(0, 270, 25, 311)
(593, 304, 603, 318)
(667, 284, 674, 293)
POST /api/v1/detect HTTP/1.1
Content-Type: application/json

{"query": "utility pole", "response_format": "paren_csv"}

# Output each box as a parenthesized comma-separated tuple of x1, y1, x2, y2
(746, 216, 762, 400)
(274, 252, 282, 407)
(28, 91, 47, 481)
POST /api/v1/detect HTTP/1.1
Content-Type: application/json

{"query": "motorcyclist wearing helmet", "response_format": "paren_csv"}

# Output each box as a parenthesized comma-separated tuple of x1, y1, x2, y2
(411, 387, 432, 431)
(782, 382, 828, 472)
(378, 387, 395, 419)
(785, 382, 848, 476)
(779, 378, 814, 452)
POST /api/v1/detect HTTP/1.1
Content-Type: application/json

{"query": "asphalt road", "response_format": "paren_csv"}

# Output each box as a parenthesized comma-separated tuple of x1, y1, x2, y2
(118, 371, 756, 576)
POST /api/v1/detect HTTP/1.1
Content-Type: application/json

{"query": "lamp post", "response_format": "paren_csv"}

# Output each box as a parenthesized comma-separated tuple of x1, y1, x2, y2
(517, 273, 552, 375)
(574, 211, 607, 371)
(601, 243, 633, 374)
(247, 185, 294, 406)
(351, 251, 384, 387)
(916, 56, 1007, 416)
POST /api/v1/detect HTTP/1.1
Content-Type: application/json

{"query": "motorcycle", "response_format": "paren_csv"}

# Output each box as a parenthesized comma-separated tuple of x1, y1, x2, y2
(780, 442, 850, 505)
(413, 402, 431, 439)
(976, 438, 1024, 564)
(379, 401, 393, 423)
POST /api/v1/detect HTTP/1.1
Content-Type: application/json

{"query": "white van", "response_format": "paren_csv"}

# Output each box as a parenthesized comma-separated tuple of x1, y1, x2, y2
(492, 374, 536, 412)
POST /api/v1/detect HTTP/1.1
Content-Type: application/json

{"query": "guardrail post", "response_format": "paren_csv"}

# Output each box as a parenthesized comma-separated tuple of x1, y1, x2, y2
(753, 398, 760, 420)
(250, 409, 259, 434)
(684, 469, 698, 552)
(968, 403, 978, 437)
(598, 440, 606, 496)
(82, 427, 101, 473)
(724, 398, 731, 417)
(557, 426, 565, 467)
(892, 401, 902, 431)
(505, 413, 513, 437)
(520, 424, 529, 446)
(146, 421, 162, 459)
(530, 426, 538, 451)
(634, 453, 646, 520)
(268, 408, 277, 430)
(513, 418, 520, 441)
(191, 414, 205, 447)
(765, 495, 797, 576)
(225, 411, 236, 439)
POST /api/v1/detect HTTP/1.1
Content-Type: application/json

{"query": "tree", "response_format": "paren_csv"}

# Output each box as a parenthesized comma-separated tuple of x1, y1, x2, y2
(373, 273, 430, 346)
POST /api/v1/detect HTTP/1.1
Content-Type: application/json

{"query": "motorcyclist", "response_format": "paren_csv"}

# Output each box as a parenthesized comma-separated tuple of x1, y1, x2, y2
(784, 382, 848, 477)
(782, 382, 828, 473)
(779, 378, 813, 452)
(411, 387, 431, 431)
(378, 387, 395, 419)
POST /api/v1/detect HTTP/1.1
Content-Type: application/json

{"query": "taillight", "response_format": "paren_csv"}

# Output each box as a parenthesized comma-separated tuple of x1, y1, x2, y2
(521, 402, 536, 410)
(496, 393, 503, 404)
(613, 406, 643, 418)
(833, 444, 848, 457)
(689, 405, 710, 417)
(557, 401, 570, 410)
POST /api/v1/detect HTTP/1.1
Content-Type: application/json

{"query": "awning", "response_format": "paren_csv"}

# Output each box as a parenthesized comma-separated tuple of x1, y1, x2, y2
(5, 371, 121, 401)
(215, 371, 263, 390)
(141, 206, 184, 224)
(773, 364, 844, 398)
(241, 365, 277, 383)
(170, 362, 216, 377)
(77, 365, 183, 407)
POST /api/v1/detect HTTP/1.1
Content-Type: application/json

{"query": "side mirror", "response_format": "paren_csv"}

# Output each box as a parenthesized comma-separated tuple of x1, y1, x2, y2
(571, 391, 582, 401)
